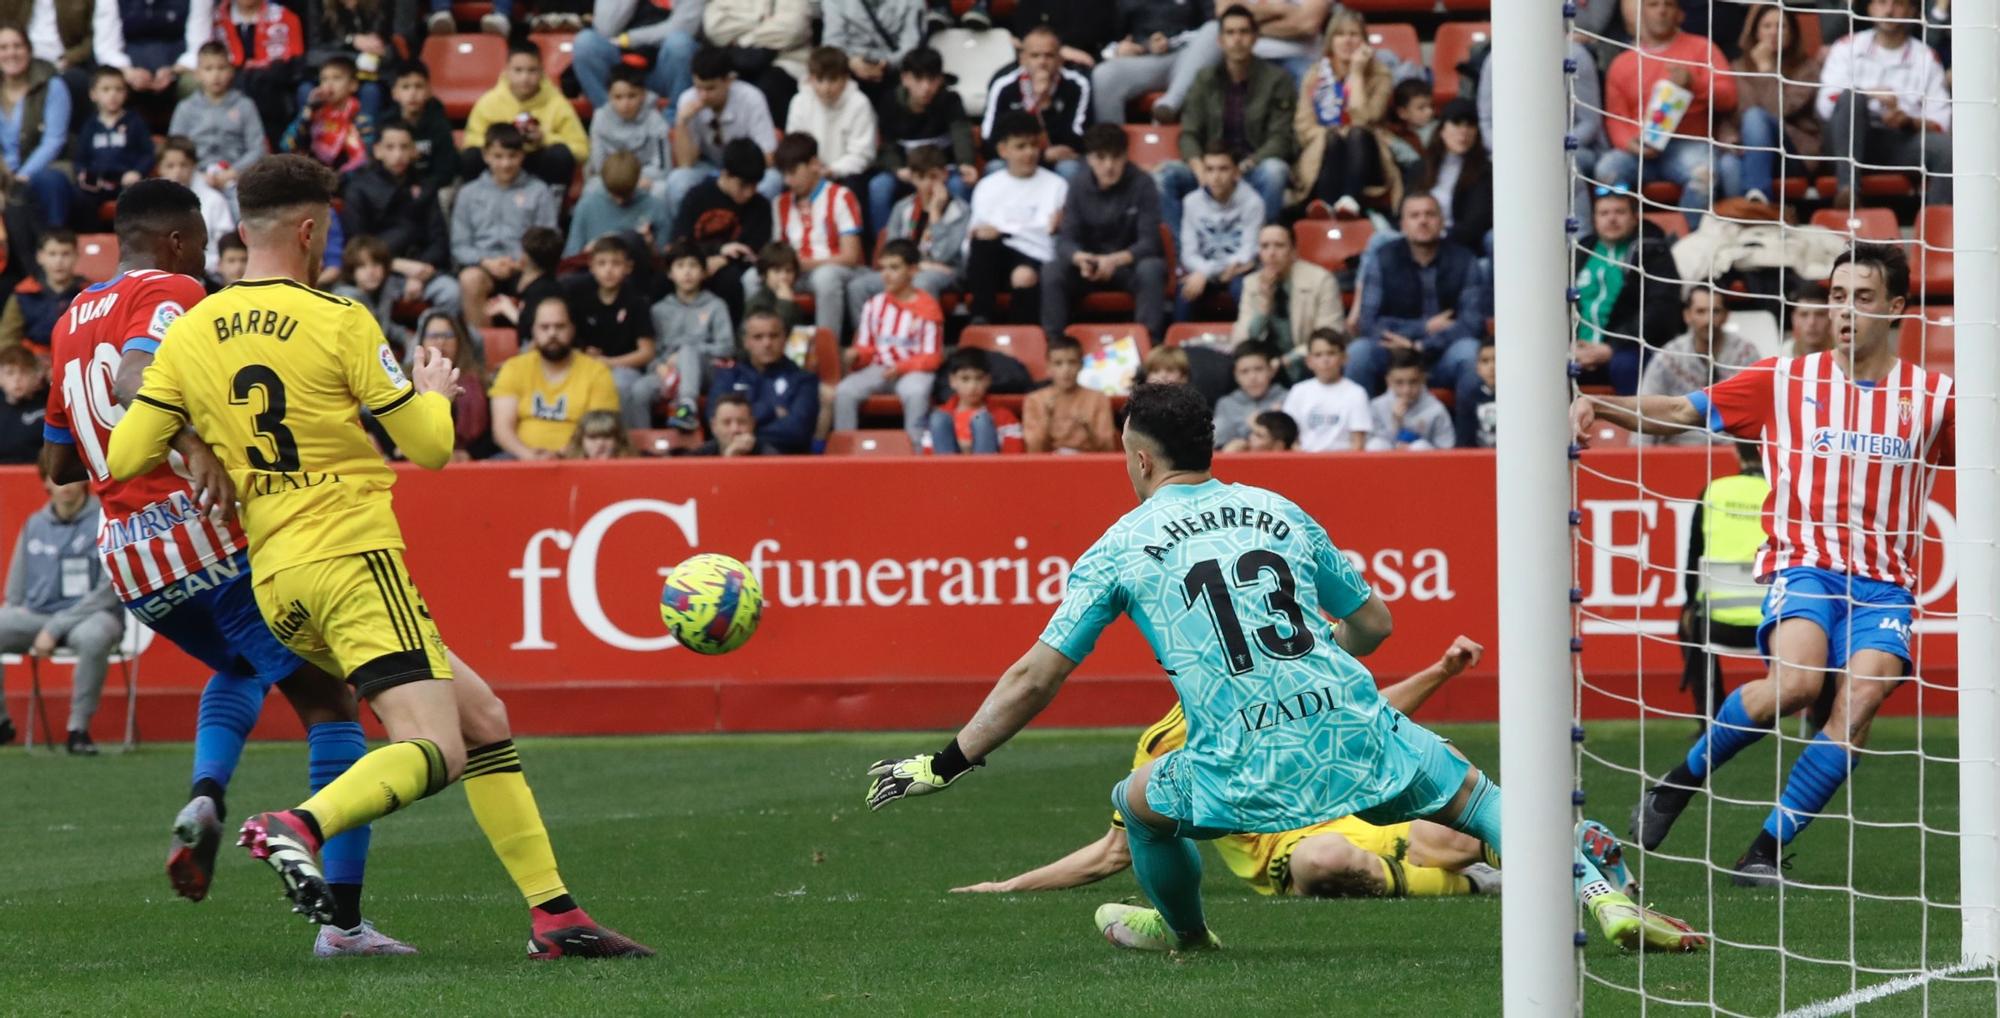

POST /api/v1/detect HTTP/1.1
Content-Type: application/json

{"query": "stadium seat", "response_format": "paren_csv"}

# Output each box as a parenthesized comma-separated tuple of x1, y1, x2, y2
(1431, 22, 1490, 103)
(960, 324, 1048, 379)
(1915, 204, 1954, 300)
(1809, 206, 1899, 242)
(481, 326, 518, 362)
(1079, 225, 1176, 317)
(1587, 423, 1636, 449)
(1812, 173, 1916, 200)
(810, 327, 839, 386)
(75, 234, 119, 282)
(1124, 125, 1181, 172)
(825, 430, 916, 456)
(1165, 322, 1236, 347)
(450, 1, 493, 24)
(1068, 323, 1153, 360)
(1897, 305, 1955, 374)
(1293, 219, 1374, 272)
(530, 33, 587, 117)
(1640, 181, 1682, 207)
(422, 34, 508, 119)
(1643, 211, 1689, 240)
(1367, 23, 1421, 69)
(628, 428, 680, 456)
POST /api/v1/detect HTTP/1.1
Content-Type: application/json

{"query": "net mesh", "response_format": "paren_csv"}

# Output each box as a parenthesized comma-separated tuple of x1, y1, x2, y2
(1562, 0, 1998, 1012)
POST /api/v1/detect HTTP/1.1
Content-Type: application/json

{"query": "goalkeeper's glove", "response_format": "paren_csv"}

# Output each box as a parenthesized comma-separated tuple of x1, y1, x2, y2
(866, 739, 981, 811)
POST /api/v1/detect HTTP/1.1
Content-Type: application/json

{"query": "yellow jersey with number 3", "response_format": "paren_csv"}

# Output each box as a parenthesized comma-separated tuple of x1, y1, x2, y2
(119, 277, 453, 574)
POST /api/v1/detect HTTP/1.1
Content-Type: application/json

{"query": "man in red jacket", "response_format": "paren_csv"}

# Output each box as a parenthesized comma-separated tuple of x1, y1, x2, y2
(1593, 0, 1739, 226)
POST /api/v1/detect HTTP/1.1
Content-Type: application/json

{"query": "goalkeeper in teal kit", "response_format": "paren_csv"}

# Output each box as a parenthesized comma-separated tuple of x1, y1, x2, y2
(867, 384, 1704, 954)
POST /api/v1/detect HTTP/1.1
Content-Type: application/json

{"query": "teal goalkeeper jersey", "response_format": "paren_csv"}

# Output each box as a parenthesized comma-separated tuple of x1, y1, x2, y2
(1039, 478, 1419, 833)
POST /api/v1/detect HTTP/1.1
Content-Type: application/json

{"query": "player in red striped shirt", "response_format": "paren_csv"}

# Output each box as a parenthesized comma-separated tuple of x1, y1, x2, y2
(1572, 244, 1955, 885)
(39, 180, 412, 955)
(833, 239, 943, 443)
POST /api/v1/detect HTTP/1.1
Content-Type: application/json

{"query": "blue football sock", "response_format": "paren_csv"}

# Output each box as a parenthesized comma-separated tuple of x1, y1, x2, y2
(1112, 778, 1207, 942)
(310, 722, 372, 886)
(191, 674, 262, 793)
(1762, 732, 1857, 846)
(1449, 772, 1503, 861)
(1683, 689, 1767, 783)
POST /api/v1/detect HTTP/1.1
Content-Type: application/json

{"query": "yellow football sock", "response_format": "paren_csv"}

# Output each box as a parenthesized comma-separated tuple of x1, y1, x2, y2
(296, 739, 448, 839)
(1375, 855, 1475, 897)
(463, 740, 570, 908)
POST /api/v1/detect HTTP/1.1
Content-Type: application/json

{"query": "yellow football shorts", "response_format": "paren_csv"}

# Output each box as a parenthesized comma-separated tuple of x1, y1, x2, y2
(253, 548, 453, 698)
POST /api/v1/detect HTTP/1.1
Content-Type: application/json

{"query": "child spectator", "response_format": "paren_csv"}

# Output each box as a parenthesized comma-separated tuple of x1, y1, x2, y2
(673, 138, 774, 324)
(1453, 338, 1495, 449)
(1178, 139, 1263, 321)
(562, 409, 637, 460)
(1141, 346, 1191, 387)
(1023, 334, 1114, 454)
(823, 0, 924, 101)
(693, 392, 779, 456)
(1366, 348, 1455, 450)
(212, 233, 248, 289)
(965, 111, 1068, 326)
(772, 133, 865, 339)
(381, 62, 458, 193)
(453, 125, 560, 329)
(566, 150, 673, 258)
(745, 242, 806, 334)
(648, 242, 737, 428)
(462, 40, 590, 190)
(305, 0, 397, 120)
(868, 47, 978, 234)
(834, 239, 942, 443)
(708, 308, 820, 454)
(73, 66, 156, 227)
(340, 123, 455, 307)
(489, 298, 621, 460)
(0, 231, 85, 352)
(1213, 341, 1289, 450)
(1281, 329, 1371, 452)
(562, 237, 659, 429)
(587, 65, 673, 203)
(666, 47, 782, 214)
(513, 226, 566, 329)
(847, 145, 967, 310)
(923, 346, 1024, 455)
(1381, 78, 1435, 188)
(168, 42, 266, 194)
(0, 345, 47, 463)
(333, 234, 415, 350)
(785, 47, 878, 196)
(1246, 409, 1299, 452)
(280, 55, 374, 173)
(185, 0, 307, 140)
(410, 309, 492, 460)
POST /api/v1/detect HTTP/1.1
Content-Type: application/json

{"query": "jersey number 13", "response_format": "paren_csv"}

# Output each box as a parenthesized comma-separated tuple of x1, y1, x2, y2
(1182, 551, 1316, 674)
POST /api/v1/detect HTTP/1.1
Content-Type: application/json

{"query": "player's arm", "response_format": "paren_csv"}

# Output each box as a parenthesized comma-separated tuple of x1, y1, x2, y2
(370, 348, 460, 470)
(1336, 593, 1393, 657)
(108, 344, 235, 519)
(1379, 636, 1482, 715)
(1570, 392, 1706, 441)
(106, 395, 184, 480)
(867, 642, 1084, 810)
(951, 827, 1132, 893)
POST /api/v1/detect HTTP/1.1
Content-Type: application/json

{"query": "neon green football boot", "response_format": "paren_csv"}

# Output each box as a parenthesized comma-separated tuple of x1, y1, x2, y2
(1093, 903, 1222, 952)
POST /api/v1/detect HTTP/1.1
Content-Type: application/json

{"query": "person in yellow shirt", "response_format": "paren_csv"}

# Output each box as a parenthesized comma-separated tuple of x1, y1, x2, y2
(489, 297, 621, 460)
(461, 40, 590, 191)
(105, 155, 650, 961)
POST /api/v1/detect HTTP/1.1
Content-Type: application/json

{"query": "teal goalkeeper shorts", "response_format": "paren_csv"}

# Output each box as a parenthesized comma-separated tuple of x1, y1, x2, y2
(1351, 721, 1472, 827)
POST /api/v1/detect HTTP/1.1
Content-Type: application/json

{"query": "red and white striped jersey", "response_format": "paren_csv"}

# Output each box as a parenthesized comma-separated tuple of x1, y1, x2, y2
(853, 289, 944, 372)
(43, 269, 245, 602)
(774, 178, 862, 263)
(1700, 353, 1955, 589)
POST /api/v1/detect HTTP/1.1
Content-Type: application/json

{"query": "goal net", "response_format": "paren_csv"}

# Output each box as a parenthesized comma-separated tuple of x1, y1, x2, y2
(1532, 0, 2000, 1013)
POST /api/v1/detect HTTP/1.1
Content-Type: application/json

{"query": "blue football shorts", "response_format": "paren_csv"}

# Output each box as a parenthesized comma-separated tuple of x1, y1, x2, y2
(124, 549, 305, 688)
(1757, 566, 1914, 673)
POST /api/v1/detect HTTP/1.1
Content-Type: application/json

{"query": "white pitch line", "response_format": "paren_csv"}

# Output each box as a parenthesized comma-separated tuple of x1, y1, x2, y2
(1776, 960, 1992, 1018)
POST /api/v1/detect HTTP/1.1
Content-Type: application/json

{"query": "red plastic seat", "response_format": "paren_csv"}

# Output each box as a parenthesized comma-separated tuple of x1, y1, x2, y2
(1897, 305, 1955, 375)
(1431, 22, 1490, 104)
(1813, 173, 1918, 200)
(1367, 23, 1421, 68)
(960, 325, 1048, 379)
(530, 32, 587, 117)
(1079, 225, 1176, 317)
(422, 34, 507, 120)
(1066, 323, 1153, 360)
(1124, 125, 1181, 172)
(482, 326, 518, 362)
(810, 327, 839, 386)
(1640, 181, 1683, 207)
(1809, 206, 1899, 241)
(1915, 204, 1954, 301)
(1293, 219, 1374, 272)
(74, 234, 119, 282)
(825, 430, 916, 456)
(1165, 322, 1237, 347)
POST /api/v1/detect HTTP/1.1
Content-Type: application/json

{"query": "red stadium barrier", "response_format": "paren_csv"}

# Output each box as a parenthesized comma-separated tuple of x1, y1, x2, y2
(0, 450, 1962, 740)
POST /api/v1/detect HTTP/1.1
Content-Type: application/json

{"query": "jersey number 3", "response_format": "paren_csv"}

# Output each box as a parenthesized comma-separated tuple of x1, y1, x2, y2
(1182, 551, 1316, 674)
(229, 365, 301, 471)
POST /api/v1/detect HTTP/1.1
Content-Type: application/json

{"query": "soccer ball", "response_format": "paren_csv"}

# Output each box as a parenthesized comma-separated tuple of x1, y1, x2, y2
(660, 553, 764, 654)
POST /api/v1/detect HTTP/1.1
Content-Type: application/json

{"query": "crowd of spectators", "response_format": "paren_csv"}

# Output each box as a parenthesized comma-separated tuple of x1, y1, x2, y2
(0, 0, 1954, 464)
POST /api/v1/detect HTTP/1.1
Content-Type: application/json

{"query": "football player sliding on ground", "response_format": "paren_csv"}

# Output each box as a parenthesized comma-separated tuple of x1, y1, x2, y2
(868, 384, 1703, 953)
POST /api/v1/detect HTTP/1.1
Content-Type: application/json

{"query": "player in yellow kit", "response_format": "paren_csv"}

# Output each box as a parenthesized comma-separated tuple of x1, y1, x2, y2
(105, 155, 650, 959)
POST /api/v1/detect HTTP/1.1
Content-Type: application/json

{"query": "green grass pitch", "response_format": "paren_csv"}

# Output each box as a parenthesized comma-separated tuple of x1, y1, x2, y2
(3, 719, 1994, 1015)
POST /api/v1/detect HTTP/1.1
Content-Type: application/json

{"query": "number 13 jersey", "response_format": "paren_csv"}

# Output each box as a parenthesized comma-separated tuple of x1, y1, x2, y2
(45, 269, 245, 601)
(1038, 478, 1418, 833)
(133, 277, 422, 574)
